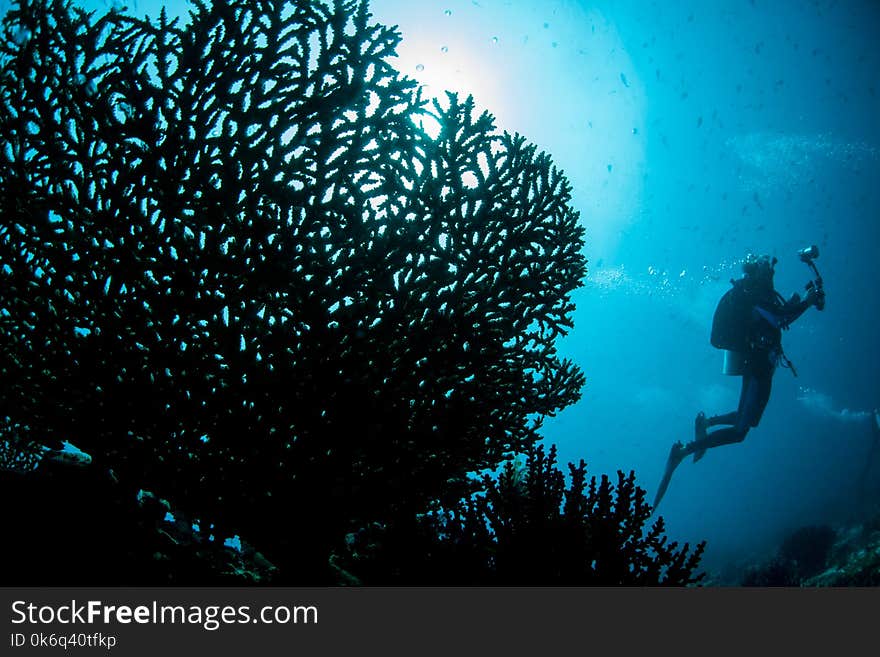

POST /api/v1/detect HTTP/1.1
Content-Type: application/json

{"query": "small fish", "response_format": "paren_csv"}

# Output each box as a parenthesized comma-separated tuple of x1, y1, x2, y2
(620, 72, 629, 87)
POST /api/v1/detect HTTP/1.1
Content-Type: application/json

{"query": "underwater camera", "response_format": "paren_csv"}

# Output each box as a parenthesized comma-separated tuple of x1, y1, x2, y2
(798, 244, 820, 263)
(798, 244, 825, 311)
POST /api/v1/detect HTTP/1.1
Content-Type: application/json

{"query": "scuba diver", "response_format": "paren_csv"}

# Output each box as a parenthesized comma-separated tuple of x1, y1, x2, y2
(653, 248, 826, 509)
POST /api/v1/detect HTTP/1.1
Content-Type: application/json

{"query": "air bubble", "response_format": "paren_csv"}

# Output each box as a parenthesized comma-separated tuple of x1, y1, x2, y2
(416, 64, 424, 72)
(440, 46, 448, 53)
(444, 9, 452, 16)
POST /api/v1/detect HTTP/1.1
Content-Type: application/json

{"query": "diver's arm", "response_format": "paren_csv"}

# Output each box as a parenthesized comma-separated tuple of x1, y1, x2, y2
(780, 293, 811, 325)
(779, 286, 823, 326)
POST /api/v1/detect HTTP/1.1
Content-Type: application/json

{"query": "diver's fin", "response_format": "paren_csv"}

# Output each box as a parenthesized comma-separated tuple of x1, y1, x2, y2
(652, 441, 686, 509)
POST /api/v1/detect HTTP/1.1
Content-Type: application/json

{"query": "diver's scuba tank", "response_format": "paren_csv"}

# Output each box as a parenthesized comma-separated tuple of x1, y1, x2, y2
(722, 350, 745, 375)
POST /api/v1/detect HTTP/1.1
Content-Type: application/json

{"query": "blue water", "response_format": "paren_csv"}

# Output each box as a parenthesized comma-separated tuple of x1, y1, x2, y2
(364, 0, 880, 575)
(9, 0, 879, 578)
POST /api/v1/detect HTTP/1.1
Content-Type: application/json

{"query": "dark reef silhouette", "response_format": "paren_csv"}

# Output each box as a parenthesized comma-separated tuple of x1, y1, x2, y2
(341, 444, 705, 585)
(1, 0, 701, 584)
(741, 524, 840, 586)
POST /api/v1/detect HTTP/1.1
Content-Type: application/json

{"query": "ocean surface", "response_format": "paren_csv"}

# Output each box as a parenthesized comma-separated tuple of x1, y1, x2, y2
(5, 0, 879, 580)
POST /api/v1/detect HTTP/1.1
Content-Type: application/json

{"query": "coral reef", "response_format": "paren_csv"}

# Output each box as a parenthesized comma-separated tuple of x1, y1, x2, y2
(0, 0, 587, 582)
(342, 445, 706, 585)
(740, 521, 880, 586)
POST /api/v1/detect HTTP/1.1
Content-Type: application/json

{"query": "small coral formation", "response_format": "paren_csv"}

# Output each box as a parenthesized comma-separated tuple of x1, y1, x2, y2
(341, 444, 706, 585)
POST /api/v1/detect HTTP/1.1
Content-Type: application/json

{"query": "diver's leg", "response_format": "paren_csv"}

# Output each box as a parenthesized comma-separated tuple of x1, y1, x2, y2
(685, 426, 748, 454)
(688, 375, 757, 462)
(693, 410, 737, 454)
(709, 375, 752, 427)
(656, 416, 751, 508)
(707, 411, 738, 427)
(691, 378, 749, 461)
(660, 374, 763, 505)
(748, 370, 773, 428)
(655, 402, 745, 507)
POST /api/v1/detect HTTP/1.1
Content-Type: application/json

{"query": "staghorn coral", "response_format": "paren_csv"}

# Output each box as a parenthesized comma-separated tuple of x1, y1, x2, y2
(0, 0, 586, 582)
(343, 444, 706, 585)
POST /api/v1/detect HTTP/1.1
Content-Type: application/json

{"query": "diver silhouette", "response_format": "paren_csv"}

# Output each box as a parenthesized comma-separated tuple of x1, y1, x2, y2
(653, 252, 826, 508)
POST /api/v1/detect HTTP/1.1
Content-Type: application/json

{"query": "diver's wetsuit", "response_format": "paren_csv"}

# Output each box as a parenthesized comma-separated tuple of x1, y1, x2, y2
(686, 283, 812, 454)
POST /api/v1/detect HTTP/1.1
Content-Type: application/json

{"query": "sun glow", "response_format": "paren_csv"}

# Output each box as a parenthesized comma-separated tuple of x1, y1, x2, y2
(370, 1, 647, 261)
(395, 33, 507, 116)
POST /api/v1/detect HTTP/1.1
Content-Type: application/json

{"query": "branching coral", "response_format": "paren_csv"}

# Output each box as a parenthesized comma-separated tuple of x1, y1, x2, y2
(0, 0, 586, 581)
(344, 444, 706, 585)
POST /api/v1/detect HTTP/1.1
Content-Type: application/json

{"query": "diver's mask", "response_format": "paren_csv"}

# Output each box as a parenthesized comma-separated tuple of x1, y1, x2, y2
(742, 253, 777, 283)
